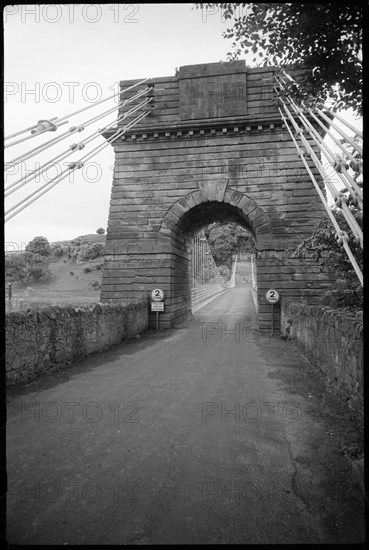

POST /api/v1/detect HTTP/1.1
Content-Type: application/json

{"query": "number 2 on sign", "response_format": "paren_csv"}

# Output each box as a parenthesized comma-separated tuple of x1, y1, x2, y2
(266, 289, 279, 303)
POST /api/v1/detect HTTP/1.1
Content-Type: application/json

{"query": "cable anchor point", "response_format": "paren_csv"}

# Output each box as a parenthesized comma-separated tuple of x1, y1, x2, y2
(31, 119, 58, 134)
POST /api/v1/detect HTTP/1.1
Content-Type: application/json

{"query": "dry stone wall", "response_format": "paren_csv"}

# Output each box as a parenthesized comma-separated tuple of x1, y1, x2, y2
(6, 301, 148, 385)
(281, 301, 363, 416)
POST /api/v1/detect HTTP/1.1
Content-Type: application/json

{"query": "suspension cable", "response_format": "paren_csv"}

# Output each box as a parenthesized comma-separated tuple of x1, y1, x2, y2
(5, 119, 70, 149)
(5, 77, 150, 142)
(274, 76, 362, 237)
(275, 74, 361, 165)
(6, 108, 151, 217)
(312, 108, 362, 154)
(5, 98, 152, 196)
(275, 80, 362, 207)
(323, 109, 362, 139)
(5, 109, 151, 222)
(279, 69, 363, 139)
(5, 122, 51, 141)
(275, 100, 363, 285)
(297, 112, 362, 202)
(306, 109, 359, 164)
(277, 99, 362, 247)
(277, 73, 362, 161)
(56, 78, 150, 123)
(5, 149, 74, 197)
(5, 87, 152, 166)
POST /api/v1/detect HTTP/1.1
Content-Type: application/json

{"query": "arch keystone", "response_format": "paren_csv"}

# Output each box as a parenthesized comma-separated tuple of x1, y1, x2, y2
(215, 180, 228, 202)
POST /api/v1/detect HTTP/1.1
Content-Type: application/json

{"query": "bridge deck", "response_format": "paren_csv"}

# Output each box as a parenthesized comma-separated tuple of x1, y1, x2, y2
(6, 288, 364, 544)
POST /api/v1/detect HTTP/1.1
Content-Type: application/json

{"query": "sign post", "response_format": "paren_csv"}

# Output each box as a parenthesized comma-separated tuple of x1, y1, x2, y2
(151, 289, 165, 331)
(265, 289, 280, 336)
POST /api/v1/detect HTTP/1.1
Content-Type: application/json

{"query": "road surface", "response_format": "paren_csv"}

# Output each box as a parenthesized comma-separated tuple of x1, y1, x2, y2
(6, 287, 364, 544)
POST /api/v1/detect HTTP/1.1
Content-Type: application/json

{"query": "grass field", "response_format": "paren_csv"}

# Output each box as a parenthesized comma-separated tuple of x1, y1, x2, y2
(6, 234, 106, 312)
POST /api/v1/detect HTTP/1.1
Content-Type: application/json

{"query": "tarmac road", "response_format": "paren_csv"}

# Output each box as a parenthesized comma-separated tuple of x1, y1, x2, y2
(6, 286, 365, 544)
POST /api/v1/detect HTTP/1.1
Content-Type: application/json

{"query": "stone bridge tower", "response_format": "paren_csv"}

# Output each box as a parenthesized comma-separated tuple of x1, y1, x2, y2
(101, 61, 330, 330)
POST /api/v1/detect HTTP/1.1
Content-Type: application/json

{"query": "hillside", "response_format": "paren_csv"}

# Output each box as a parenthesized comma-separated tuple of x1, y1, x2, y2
(5, 234, 107, 311)
(51, 233, 106, 247)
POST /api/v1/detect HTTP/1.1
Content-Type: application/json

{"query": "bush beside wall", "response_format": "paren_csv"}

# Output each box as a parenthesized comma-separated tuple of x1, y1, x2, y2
(6, 301, 148, 385)
(281, 301, 363, 416)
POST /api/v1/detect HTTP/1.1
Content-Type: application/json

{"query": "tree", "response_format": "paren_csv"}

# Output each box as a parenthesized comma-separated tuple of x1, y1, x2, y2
(5, 255, 28, 285)
(96, 227, 106, 235)
(5, 252, 52, 286)
(204, 222, 255, 267)
(195, 3, 363, 115)
(26, 236, 50, 257)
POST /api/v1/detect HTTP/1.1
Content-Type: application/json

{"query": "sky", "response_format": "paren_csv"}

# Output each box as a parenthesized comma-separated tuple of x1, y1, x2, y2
(4, 3, 362, 252)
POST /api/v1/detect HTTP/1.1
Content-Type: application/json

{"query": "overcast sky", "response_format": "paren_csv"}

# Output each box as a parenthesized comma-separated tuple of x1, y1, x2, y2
(4, 3, 362, 252)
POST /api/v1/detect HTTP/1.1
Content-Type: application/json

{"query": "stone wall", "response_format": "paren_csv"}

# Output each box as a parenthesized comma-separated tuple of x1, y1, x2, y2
(6, 301, 149, 385)
(281, 301, 363, 415)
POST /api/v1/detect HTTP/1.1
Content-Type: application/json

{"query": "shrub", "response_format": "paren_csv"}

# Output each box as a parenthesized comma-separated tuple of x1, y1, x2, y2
(30, 264, 52, 283)
(66, 246, 78, 262)
(26, 236, 50, 257)
(84, 266, 93, 273)
(52, 244, 65, 258)
(79, 242, 105, 261)
(287, 211, 362, 310)
(321, 278, 363, 310)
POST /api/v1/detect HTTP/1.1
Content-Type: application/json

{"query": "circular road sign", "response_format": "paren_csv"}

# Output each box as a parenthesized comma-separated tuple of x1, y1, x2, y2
(151, 288, 164, 302)
(266, 289, 280, 304)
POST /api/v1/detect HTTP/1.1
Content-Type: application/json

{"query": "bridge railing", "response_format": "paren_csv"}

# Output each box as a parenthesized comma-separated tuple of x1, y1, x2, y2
(191, 283, 225, 309)
(191, 232, 236, 310)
